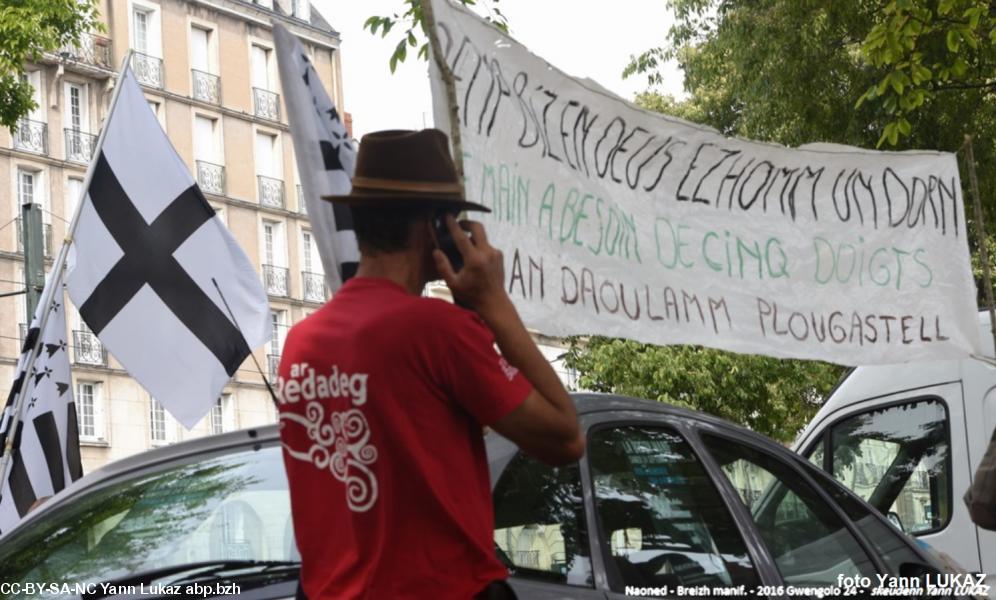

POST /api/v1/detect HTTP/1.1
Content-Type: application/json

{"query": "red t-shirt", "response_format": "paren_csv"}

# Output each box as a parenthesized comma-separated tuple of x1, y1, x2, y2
(276, 277, 531, 600)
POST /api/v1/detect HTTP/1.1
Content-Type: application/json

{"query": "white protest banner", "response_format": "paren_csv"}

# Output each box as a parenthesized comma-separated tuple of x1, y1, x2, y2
(426, 0, 982, 366)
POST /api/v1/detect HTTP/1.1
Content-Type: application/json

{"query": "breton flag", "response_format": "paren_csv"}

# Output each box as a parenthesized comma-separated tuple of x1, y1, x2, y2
(274, 23, 358, 292)
(66, 65, 271, 428)
(0, 272, 82, 534)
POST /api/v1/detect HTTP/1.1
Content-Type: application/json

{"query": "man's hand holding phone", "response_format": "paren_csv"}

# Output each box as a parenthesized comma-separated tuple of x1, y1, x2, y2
(431, 215, 513, 321)
(431, 216, 584, 465)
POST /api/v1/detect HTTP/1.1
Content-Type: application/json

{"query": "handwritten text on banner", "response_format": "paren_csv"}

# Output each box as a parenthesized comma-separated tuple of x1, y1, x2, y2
(427, 0, 981, 365)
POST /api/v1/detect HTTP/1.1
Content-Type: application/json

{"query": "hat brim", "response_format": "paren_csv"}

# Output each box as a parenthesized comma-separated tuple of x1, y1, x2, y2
(322, 191, 491, 213)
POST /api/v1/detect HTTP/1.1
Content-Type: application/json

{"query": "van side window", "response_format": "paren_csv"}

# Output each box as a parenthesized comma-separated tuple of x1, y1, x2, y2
(827, 399, 951, 535)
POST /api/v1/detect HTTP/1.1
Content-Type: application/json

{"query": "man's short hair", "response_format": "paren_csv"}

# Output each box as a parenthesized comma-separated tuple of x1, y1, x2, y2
(350, 204, 434, 254)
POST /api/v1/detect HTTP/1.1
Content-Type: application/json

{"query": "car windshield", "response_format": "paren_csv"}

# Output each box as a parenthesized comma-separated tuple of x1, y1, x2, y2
(0, 442, 296, 591)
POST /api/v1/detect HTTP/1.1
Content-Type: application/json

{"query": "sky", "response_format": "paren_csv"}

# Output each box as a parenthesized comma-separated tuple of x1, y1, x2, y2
(310, 0, 686, 140)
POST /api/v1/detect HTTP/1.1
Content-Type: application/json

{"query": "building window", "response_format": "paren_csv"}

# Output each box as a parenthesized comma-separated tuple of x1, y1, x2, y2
(194, 115, 221, 162)
(21, 71, 43, 121)
(66, 177, 83, 221)
(292, 0, 310, 22)
(17, 169, 35, 205)
(301, 230, 316, 274)
(17, 168, 51, 255)
(190, 26, 212, 73)
(194, 115, 225, 194)
(66, 83, 87, 131)
(261, 219, 288, 297)
(268, 310, 286, 378)
(255, 132, 284, 207)
(262, 220, 286, 266)
(150, 397, 173, 445)
(211, 393, 233, 434)
(64, 82, 96, 163)
(251, 45, 280, 121)
(76, 381, 105, 442)
(251, 45, 272, 90)
(301, 230, 326, 303)
(133, 9, 150, 52)
(190, 26, 220, 105)
(255, 132, 280, 176)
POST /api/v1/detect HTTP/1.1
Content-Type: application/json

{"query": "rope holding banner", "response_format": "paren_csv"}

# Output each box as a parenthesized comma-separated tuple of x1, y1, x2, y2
(963, 135, 996, 357)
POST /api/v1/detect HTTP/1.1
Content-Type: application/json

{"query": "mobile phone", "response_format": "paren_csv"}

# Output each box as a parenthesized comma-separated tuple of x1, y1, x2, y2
(432, 212, 464, 272)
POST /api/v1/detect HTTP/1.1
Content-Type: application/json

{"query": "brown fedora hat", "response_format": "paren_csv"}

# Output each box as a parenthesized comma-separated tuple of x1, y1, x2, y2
(322, 128, 490, 212)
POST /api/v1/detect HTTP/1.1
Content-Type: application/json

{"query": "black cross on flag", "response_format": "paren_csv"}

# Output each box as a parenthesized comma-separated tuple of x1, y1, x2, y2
(274, 24, 358, 293)
(65, 67, 271, 429)
(0, 271, 82, 533)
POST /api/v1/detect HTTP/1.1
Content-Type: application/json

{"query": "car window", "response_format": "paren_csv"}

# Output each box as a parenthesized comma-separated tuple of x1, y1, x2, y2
(588, 425, 759, 592)
(803, 461, 925, 573)
(808, 437, 825, 468)
(827, 399, 950, 534)
(0, 444, 295, 592)
(492, 452, 592, 587)
(702, 434, 877, 586)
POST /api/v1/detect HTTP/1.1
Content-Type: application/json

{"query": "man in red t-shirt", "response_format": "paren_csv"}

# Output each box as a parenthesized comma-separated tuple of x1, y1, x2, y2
(276, 129, 584, 600)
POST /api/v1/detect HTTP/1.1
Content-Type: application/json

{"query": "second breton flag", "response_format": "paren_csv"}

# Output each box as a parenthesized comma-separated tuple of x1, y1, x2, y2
(274, 23, 358, 293)
(66, 66, 271, 428)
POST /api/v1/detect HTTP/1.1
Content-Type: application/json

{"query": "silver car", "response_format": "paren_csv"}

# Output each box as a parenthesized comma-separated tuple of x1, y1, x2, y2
(0, 394, 960, 599)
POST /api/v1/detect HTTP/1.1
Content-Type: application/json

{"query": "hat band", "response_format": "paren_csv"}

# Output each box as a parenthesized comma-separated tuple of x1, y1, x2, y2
(351, 176, 464, 195)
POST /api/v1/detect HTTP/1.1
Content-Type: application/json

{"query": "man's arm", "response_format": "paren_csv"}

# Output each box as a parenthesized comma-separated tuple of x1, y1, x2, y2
(433, 216, 584, 465)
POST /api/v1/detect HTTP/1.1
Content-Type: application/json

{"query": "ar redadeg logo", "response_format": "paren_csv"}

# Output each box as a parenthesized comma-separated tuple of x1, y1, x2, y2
(275, 362, 369, 406)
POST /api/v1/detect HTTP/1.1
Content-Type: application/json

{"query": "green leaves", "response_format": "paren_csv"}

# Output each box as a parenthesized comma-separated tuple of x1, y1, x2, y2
(365, 1, 509, 73)
(858, 0, 996, 146)
(0, 0, 102, 128)
(564, 338, 844, 442)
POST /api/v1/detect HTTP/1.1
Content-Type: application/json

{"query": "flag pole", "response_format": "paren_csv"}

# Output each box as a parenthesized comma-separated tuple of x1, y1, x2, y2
(421, 0, 465, 188)
(0, 51, 135, 486)
(211, 278, 281, 406)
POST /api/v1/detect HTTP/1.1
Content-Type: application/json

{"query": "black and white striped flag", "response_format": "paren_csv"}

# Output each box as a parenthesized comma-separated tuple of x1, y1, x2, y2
(274, 23, 358, 293)
(0, 272, 82, 534)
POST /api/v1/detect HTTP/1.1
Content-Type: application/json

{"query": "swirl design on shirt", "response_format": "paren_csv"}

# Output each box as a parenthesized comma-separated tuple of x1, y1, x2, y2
(281, 401, 379, 512)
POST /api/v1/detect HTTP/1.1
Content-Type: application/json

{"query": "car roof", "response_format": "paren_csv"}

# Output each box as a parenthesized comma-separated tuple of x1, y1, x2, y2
(2, 393, 785, 540)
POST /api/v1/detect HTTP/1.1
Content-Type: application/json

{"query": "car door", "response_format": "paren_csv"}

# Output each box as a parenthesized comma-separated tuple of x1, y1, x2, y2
(697, 429, 888, 588)
(584, 417, 768, 599)
(491, 437, 605, 599)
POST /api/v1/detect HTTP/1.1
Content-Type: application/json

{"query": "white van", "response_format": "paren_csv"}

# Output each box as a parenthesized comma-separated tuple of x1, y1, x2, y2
(794, 311, 996, 590)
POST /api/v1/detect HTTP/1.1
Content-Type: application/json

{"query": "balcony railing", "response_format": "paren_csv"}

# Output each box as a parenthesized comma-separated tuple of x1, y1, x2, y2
(514, 550, 540, 568)
(262, 264, 289, 297)
(58, 34, 112, 69)
(267, 353, 281, 379)
(253, 87, 280, 121)
(302, 271, 327, 303)
(131, 51, 164, 89)
(192, 69, 221, 104)
(196, 160, 226, 195)
(258, 175, 285, 209)
(16, 219, 54, 257)
(73, 330, 107, 366)
(13, 119, 48, 155)
(296, 184, 307, 215)
(65, 128, 97, 163)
